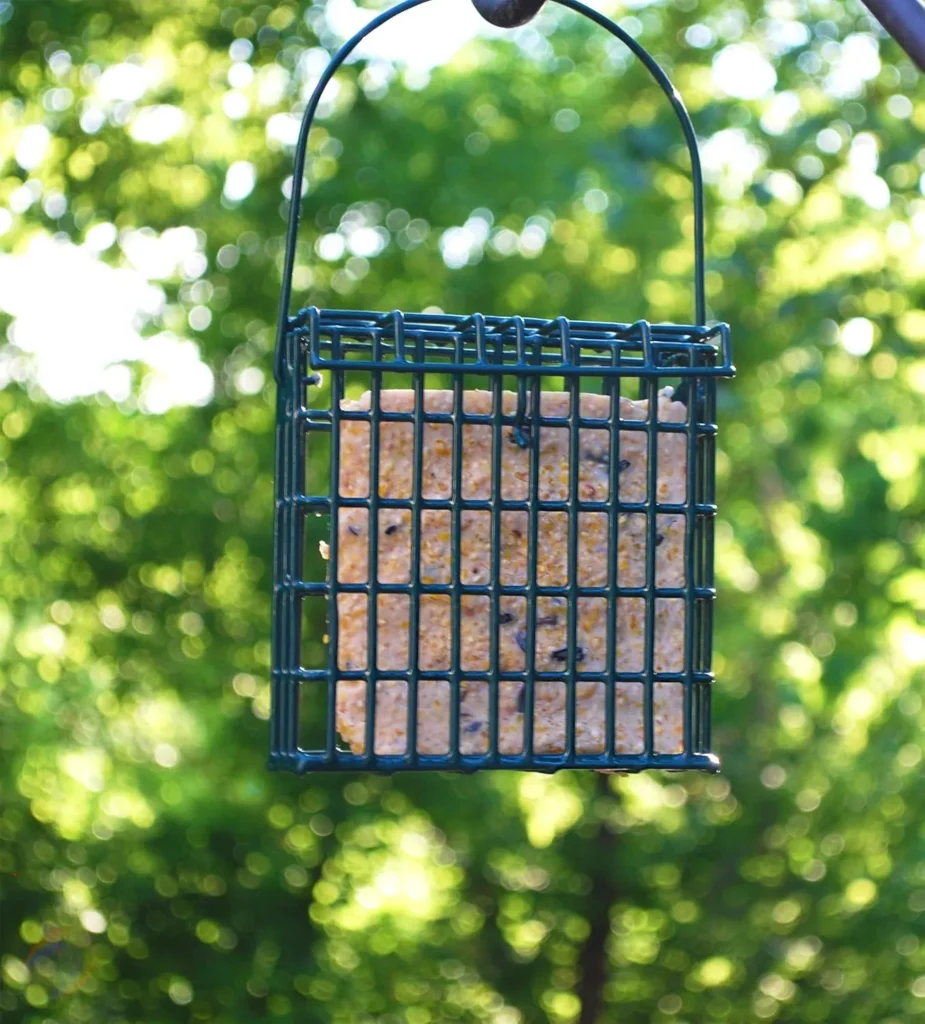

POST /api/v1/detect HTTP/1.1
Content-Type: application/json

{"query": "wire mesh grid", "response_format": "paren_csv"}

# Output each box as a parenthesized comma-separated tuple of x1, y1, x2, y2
(270, 309, 733, 773)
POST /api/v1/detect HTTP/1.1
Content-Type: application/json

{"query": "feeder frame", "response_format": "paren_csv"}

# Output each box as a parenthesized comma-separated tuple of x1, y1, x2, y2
(269, 0, 735, 775)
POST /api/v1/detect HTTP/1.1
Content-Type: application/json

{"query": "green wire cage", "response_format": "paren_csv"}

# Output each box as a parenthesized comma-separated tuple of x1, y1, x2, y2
(269, 0, 735, 775)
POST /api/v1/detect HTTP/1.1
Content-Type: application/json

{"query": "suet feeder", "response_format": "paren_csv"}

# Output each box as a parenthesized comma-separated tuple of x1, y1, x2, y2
(269, 0, 735, 775)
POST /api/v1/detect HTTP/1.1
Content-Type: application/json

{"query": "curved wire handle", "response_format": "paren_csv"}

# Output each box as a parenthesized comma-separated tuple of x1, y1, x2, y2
(274, 0, 707, 380)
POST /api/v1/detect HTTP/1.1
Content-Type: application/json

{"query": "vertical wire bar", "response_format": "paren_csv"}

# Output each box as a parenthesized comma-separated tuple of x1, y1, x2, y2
(642, 324, 658, 760)
(524, 330, 541, 764)
(271, 324, 298, 763)
(394, 309, 407, 364)
(326, 357, 342, 763)
(604, 339, 621, 761)
(682, 370, 697, 757)
(287, 326, 307, 757)
(702, 377, 718, 753)
(564, 319, 580, 760)
(691, 381, 706, 754)
(270, 326, 288, 762)
(475, 315, 488, 365)
(516, 322, 529, 437)
(698, 524, 710, 753)
(486, 316, 502, 764)
(450, 329, 464, 764)
(406, 314, 422, 764)
(366, 328, 383, 766)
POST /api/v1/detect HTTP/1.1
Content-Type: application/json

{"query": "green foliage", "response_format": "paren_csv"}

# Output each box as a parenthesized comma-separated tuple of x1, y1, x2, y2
(1, 0, 924, 1021)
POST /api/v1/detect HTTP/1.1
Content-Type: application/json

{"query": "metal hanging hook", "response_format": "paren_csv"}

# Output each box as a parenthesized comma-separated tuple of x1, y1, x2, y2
(275, 0, 710, 383)
(470, 0, 547, 27)
(512, 390, 531, 447)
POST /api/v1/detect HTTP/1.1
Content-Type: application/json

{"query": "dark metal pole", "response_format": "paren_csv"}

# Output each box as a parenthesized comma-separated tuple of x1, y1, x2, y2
(859, 0, 925, 72)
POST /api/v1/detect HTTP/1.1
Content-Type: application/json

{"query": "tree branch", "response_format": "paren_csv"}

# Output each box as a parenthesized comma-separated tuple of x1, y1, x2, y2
(576, 775, 618, 1024)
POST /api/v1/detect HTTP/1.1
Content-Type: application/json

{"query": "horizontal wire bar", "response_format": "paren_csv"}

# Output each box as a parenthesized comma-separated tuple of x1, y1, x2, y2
(299, 408, 720, 436)
(318, 581, 714, 598)
(303, 307, 725, 329)
(304, 333, 722, 350)
(295, 307, 729, 342)
(277, 749, 721, 774)
(305, 351, 725, 371)
(285, 583, 719, 606)
(282, 667, 713, 683)
(303, 357, 733, 378)
(305, 344, 723, 363)
(308, 496, 718, 515)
